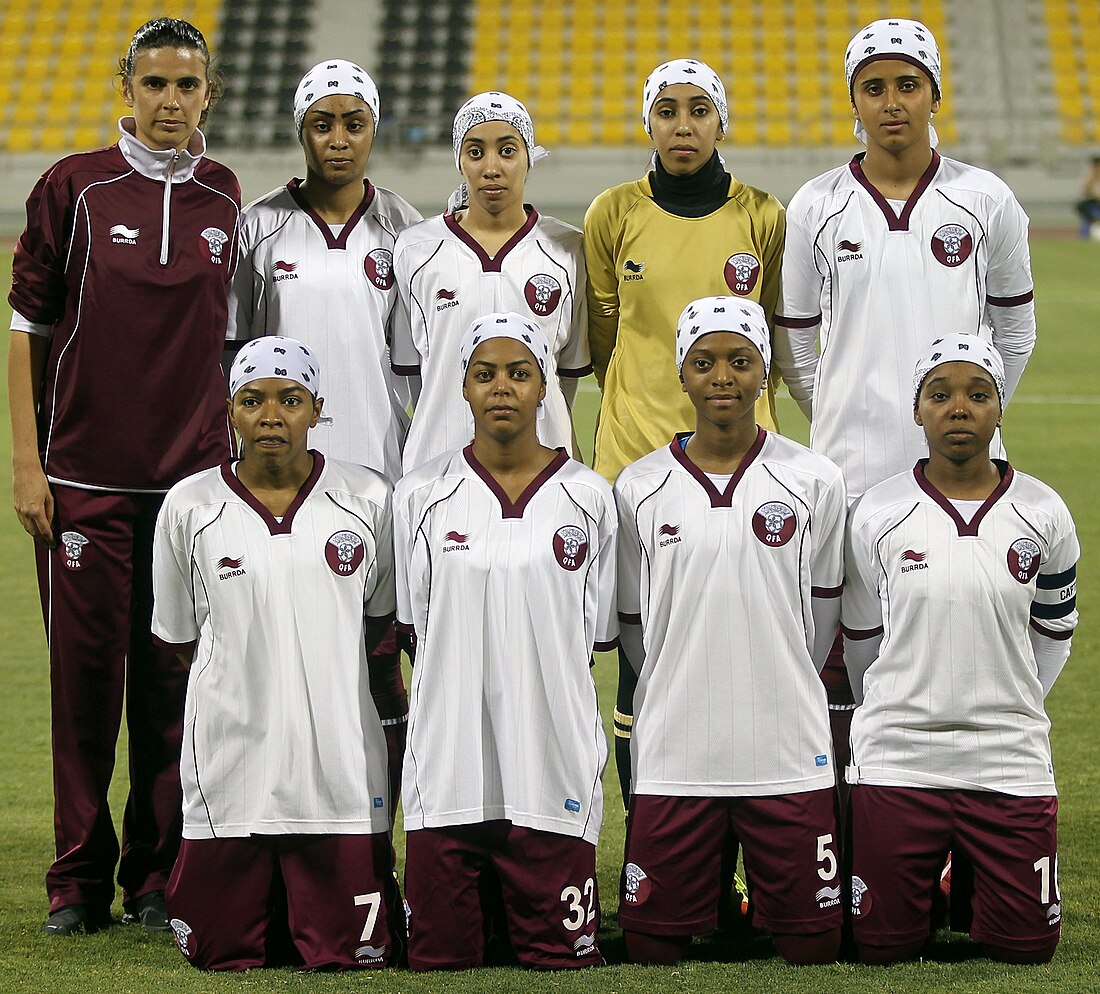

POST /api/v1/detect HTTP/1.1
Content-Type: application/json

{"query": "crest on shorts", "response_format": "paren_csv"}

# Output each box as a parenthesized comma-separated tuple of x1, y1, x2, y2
(930, 223, 973, 267)
(553, 525, 588, 571)
(623, 862, 652, 906)
(1007, 537, 1042, 583)
(850, 875, 873, 918)
(724, 252, 760, 295)
(60, 531, 89, 570)
(200, 226, 229, 264)
(325, 530, 365, 575)
(751, 502, 796, 547)
(364, 248, 394, 290)
(170, 917, 193, 956)
(524, 274, 563, 316)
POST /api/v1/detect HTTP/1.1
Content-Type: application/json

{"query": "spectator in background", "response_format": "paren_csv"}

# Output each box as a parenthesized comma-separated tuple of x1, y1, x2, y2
(1074, 155, 1100, 237)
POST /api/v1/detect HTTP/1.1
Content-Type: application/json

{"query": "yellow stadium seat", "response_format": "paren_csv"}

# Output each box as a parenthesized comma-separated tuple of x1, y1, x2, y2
(6, 127, 36, 152)
(39, 127, 70, 153)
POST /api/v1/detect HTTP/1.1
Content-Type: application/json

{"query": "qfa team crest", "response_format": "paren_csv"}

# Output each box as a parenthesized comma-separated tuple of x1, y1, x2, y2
(553, 525, 588, 571)
(751, 502, 796, 547)
(930, 223, 973, 267)
(200, 226, 229, 265)
(1007, 537, 1042, 583)
(524, 274, 563, 316)
(364, 249, 394, 290)
(60, 530, 90, 570)
(724, 253, 760, 295)
(325, 530, 365, 576)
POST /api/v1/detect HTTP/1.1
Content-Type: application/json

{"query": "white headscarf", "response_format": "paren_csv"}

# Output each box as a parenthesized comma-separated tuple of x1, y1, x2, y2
(913, 335, 1005, 408)
(642, 59, 729, 135)
(294, 60, 380, 139)
(448, 91, 547, 211)
(676, 297, 771, 376)
(230, 337, 321, 398)
(460, 312, 551, 380)
(845, 19, 942, 147)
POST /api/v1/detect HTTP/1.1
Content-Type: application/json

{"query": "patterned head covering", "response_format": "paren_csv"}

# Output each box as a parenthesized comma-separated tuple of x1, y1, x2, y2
(460, 312, 550, 381)
(845, 19, 942, 147)
(452, 92, 547, 169)
(676, 297, 771, 376)
(230, 337, 321, 398)
(642, 59, 729, 135)
(913, 334, 1005, 408)
(294, 60, 380, 139)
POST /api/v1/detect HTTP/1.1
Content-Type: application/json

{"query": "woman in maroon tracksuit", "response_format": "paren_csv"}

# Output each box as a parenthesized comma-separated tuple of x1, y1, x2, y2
(7, 17, 240, 936)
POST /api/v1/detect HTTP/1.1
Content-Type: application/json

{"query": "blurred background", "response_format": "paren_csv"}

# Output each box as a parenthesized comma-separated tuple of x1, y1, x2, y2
(0, 0, 1097, 231)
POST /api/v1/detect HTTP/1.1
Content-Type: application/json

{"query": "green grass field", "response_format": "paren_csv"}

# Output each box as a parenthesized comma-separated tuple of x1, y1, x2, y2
(0, 243, 1097, 993)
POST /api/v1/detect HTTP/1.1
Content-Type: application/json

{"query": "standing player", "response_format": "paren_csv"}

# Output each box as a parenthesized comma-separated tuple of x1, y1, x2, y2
(616, 297, 846, 966)
(394, 313, 616, 971)
(774, 18, 1037, 786)
(153, 338, 403, 971)
(391, 92, 590, 473)
(228, 59, 420, 802)
(7, 18, 240, 935)
(583, 59, 786, 804)
(843, 336, 1078, 965)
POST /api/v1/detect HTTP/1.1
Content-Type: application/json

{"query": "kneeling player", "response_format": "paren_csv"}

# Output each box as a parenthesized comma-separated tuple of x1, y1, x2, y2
(394, 313, 616, 970)
(615, 298, 847, 966)
(152, 338, 403, 970)
(843, 336, 1078, 965)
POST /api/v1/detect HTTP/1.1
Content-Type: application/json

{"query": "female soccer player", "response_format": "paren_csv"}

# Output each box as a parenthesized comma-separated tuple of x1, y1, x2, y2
(152, 338, 403, 971)
(393, 313, 616, 970)
(774, 17, 1037, 795)
(228, 59, 419, 801)
(615, 297, 846, 966)
(391, 93, 591, 473)
(584, 60, 786, 802)
(7, 18, 240, 936)
(843, 336, 1078, 965)
(584, 58, 786, 487)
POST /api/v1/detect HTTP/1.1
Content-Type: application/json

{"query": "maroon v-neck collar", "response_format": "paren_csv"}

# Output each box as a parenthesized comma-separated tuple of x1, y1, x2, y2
(221, 451, 326, 536)
(444, 206, 539, 273)
(463, 444, 569, 518)
(287, 178, 375, 249)
(913, 458, 1014, 537)
(670, 428, 767, 508)
(849, 150, 940, 231)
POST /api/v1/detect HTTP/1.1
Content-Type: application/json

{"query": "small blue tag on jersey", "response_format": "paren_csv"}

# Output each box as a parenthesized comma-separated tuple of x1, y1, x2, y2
(373, 796, 384, 808)
(564, 798, 582, 813)
(815, 755, 829, 767)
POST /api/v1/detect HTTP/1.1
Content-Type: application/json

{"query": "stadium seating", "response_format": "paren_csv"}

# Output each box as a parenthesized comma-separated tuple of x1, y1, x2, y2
(1043, 0, 1100, 144)
(0, 0, 225, 154)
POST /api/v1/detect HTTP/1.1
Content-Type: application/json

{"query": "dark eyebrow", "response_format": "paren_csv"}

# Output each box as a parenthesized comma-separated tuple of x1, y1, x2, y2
(653, 95, 712, 106)
(308, 108, 368, 120)
(471, 357, 535, 368)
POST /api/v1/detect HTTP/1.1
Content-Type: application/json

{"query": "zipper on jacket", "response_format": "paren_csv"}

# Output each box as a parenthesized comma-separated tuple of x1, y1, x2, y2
(160, 151, 180, 265)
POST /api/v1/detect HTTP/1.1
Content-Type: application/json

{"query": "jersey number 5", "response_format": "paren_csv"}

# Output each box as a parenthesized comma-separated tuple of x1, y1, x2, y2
(817, 834, 838, 881)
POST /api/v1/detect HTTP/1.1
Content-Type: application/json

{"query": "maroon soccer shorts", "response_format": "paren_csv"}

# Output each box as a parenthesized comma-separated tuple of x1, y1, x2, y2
(850, 785, 1060, 954)
(620, 791, 842, 936)
(167, 834, 404, 970)
(404, 822, 603, 970)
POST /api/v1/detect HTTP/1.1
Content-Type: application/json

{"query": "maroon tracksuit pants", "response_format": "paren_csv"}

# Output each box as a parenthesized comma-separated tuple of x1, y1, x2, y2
(35, 485, 187, 914)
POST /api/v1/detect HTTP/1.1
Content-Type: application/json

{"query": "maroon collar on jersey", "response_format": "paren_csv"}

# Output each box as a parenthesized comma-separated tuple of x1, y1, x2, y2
(912, 458, 1014, 537)
(463, 444, 569, 518)
(220, 451, 326, 535)
(287, 178, 376, 250)
(670, 427, 767, 508)
(849, 149, 941, 232)
(443, 206, 539, 273)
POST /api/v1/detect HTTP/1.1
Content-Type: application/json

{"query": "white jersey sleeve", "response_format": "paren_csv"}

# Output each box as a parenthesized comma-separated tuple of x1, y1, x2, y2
(614, 476, 646, 623)
(151, 493, 202, 647)
(555, 232, 591, 377)
(984, 191, 1036, 403)
(365, 484, 397, 620)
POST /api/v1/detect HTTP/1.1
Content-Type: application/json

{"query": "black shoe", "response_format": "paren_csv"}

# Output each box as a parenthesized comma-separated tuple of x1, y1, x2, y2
(43, 904, 111, 936)
(122, 890, 169, 933)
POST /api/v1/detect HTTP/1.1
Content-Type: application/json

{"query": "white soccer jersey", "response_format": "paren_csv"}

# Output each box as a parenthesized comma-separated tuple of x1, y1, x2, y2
(843, 462, 1079, 795)
(152, 454, 397, 838)
(616, 430, 847, 797)
(228, 181, 422, 481)
(391, 209, 591, 472)
(776, 152, 1036, 497)
(394, 447, 615, 844)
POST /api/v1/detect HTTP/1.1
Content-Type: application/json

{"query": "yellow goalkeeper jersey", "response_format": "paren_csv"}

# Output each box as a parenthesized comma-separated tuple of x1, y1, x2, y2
(584, 173, 785, 483)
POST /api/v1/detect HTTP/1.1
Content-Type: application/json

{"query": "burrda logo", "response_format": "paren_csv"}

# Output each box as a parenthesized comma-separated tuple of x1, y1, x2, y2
(658, 522, 681, 547)
(273, 260, 299, 282)
(110, 223, 139, 245)
(837, 238, 864, 263)
(443, 530, 469, 553)
(215, 555, 246, 580)
(623, 259, 645, 281)
(901, 549, 929, 572)
(436, 287, 459, 311)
